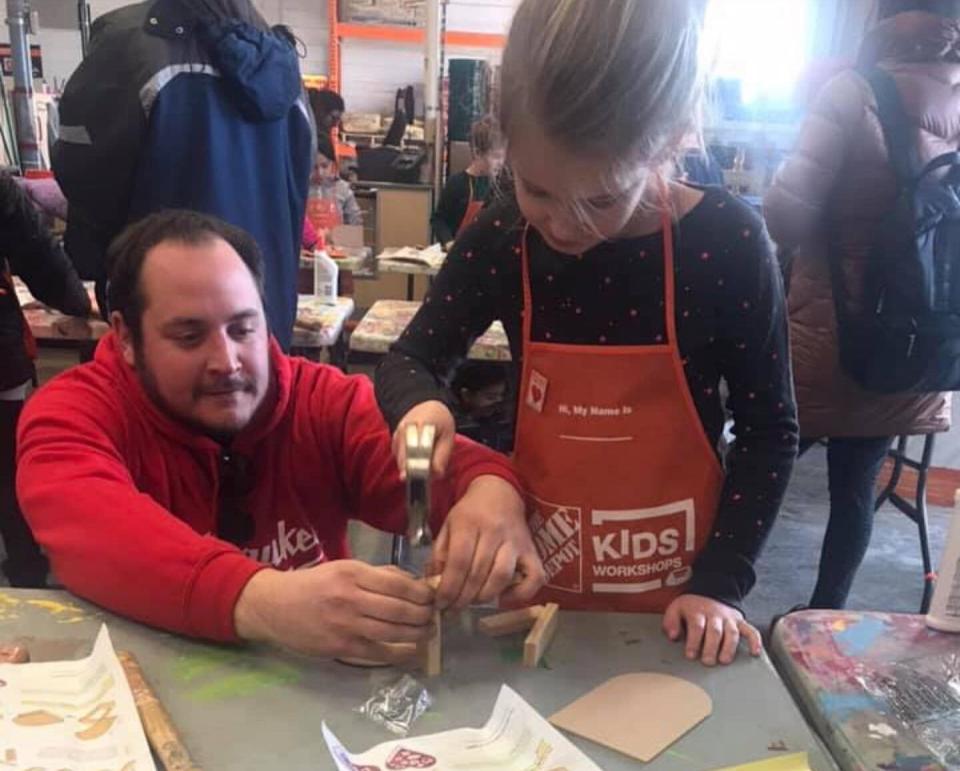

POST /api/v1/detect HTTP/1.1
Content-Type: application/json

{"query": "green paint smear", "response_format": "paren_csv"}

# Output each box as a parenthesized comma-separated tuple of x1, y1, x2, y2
(173, 649, 238, 683)
(188, 666, 300, 702)
(499, 643, 523, 664)
(498, 642, 551, 669)
(664, 749, 698, 763)
(172, 648, 301, 702)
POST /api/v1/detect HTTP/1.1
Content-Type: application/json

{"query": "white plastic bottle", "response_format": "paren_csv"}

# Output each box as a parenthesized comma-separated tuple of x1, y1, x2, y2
(313, 232, 339, 307)
(926, 505, 960, 633)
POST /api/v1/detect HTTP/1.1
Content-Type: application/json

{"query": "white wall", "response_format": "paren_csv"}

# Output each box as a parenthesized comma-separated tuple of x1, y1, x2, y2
(275, 0, 328, 76)
(342, 0, 514, 114)
(10, 0, 131, 87)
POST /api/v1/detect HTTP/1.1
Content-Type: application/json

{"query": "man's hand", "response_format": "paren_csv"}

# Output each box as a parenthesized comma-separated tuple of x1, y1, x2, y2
(662, 594, 762, 666)
(234, 561, 435, 660)
(431, 475, 545, 610)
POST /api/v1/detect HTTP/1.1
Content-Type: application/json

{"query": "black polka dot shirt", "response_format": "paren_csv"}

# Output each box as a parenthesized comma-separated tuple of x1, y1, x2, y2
(375, 186, 799, 608)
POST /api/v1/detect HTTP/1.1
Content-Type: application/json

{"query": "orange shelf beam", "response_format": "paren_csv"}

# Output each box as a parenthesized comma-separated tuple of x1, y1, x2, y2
(328, 0, 340, 92)
(337, 23, 505, 49)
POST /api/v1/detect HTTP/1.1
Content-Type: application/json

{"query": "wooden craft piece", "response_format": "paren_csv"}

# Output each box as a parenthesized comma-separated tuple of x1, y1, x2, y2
(479, 605, 544, 637)
(418, 609, 442, 677)
(549, 673, 712, 762)
(119, 651, 202, 771)
(523, 603, 558, 668)
(417, 574, 443, 676)
(339, 574, 443, 671)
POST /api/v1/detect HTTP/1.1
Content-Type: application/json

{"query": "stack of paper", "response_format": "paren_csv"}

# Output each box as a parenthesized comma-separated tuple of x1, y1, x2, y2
(0, 625, 155, 770)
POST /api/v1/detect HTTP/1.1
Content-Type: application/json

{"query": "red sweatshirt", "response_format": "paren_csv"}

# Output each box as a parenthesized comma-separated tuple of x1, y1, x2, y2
(16, 334, 520, 642)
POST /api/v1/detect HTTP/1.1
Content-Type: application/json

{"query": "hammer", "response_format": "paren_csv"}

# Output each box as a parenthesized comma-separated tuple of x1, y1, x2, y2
(391, 423, 437, 577)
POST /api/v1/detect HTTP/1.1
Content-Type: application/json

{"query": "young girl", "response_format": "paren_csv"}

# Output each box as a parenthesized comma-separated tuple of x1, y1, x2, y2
(431, 116, 506, 247)
(376, 0, 798, 666)
(304, 134, 363, 241)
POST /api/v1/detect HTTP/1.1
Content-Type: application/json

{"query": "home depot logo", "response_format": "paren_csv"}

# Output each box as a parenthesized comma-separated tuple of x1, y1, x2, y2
(528, 499, 583, 593)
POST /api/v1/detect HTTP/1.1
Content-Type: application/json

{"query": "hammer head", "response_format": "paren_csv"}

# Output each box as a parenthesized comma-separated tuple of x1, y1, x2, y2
(404, 423, 436, 550)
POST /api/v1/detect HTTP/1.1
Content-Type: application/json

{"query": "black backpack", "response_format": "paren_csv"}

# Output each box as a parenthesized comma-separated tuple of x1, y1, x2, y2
(829, 66, 960, 393)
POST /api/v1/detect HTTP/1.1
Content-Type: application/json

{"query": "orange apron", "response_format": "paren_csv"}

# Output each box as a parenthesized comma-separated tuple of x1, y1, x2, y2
(306, 194, 342, 234)
(456, 176, 485, 235)
(514, 208, 724, 613)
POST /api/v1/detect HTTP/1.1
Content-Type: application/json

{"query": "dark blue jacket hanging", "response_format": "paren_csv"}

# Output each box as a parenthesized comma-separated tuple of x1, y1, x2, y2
(54, 0, 314, 349)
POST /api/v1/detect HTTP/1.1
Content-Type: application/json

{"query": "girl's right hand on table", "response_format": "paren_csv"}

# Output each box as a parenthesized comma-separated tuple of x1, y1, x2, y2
(393, 400, 456, 478)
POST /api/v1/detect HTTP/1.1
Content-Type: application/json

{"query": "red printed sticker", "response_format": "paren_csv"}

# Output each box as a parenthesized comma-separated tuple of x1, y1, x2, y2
(526, 369, 548, 413)
(386, 748, 437, 769)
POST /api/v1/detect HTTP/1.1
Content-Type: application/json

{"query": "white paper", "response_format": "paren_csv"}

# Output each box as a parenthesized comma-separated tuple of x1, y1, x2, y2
(323, 684, 602, 770)
(0, 624, 156, 770)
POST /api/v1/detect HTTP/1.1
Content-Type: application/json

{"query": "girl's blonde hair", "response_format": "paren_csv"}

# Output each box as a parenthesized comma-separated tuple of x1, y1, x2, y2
(501, 0, 705, 200)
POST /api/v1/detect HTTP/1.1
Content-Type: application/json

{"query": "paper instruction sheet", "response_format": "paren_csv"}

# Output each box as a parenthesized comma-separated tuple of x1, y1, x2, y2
(0, 624, 155, 770)
(323, 684, 602, 770)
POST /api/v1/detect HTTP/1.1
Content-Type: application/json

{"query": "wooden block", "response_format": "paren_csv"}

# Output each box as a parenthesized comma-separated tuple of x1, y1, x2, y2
(477, 606, 544, 637)
(523, 603, 559, 668)
(422, 573, 442, 674)
(118, 651, 202, 771)
(418, 609, 442, 677)
(339, 574, 440, 671)
(0, 644, 29, 664)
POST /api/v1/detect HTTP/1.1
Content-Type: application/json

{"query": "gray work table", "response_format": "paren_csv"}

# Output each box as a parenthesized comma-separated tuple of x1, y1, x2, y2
(0, 589, 835, 770)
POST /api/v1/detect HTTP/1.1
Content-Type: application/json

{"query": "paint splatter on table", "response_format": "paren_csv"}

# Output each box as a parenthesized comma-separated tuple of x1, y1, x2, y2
(771, 611, 960, 770)
(0, 591, 93, 624)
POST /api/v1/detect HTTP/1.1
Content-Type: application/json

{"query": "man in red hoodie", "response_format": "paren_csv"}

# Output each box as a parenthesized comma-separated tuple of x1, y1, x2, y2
(16, 210, 544, 662)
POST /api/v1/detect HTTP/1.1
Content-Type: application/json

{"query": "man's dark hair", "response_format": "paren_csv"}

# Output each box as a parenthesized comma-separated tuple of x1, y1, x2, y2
(879, 0, 960, 18)
(107, 210, 265, 346)
(309, 88, 345, 119)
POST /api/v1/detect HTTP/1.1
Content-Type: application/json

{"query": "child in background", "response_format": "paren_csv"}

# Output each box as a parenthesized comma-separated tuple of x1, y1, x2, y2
(450, 361, 511, 453)
(303, 134, 363, 247)
(376, 0, 798, 667)
(431, 116, 505, 248)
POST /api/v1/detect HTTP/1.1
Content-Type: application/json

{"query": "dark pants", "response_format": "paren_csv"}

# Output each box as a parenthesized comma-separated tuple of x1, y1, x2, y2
(799, 436, 892, 609)
(0, 398, 48, 587)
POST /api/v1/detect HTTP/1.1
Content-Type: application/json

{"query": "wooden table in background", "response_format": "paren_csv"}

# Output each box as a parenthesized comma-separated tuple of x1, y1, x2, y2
(15, 279, 354, 367)
(348, 299, 511, 362)
(771, 610, 960, 770)
(376, 253, 443, 300)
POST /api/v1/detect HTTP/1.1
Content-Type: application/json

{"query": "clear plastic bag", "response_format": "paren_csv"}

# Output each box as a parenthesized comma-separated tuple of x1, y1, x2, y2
(357, 674, 432, 736)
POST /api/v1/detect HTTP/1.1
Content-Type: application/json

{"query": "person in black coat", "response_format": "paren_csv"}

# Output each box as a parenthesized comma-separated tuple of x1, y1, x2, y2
(0, 173, 90, 586)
